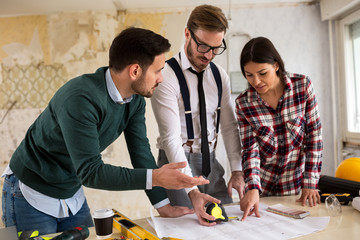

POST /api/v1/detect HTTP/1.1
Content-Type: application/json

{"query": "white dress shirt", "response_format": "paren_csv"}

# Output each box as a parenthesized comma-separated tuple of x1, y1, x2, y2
(151, 47, 242, 193)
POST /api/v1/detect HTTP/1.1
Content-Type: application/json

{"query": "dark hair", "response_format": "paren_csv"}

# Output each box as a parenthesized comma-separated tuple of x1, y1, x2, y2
(109, 27, 171, 72)
(187, 5, 228, 33)
(240, 37, 286, 80)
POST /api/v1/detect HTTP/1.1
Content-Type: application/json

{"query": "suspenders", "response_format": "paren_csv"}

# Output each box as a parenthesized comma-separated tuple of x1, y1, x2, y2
(166, 57, 222, 151)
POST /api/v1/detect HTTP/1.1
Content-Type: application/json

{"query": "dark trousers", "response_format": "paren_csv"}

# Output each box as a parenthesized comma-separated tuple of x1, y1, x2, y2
(157, 149, 233, 208)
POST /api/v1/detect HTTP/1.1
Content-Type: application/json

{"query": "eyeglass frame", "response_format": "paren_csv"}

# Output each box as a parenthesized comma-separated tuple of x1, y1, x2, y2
(188, 29, 227, 55)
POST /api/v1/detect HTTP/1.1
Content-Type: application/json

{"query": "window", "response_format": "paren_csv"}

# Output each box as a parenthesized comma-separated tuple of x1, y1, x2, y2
(339, 10, 360, 144)
(346, 20, 360, 133)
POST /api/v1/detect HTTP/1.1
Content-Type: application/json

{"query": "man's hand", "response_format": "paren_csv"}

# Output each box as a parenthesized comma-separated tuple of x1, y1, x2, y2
(240, 189, 261, 221)
(188, 189, 220, 226)
(152, 161, 209, 189)
(156, 203, 194, 217)
(227, 171, 245, 200)
(296, 188, 321, 207)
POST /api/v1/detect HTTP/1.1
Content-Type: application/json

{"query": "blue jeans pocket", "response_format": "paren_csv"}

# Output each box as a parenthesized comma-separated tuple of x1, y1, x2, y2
(2, 174, 20, 227)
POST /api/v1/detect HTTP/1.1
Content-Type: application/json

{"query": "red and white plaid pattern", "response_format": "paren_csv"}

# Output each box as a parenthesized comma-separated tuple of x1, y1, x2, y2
(235, 73, 323, 196)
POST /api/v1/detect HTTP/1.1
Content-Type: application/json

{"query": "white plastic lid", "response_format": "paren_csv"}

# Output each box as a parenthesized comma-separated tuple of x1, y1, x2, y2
(93, 208, 114, 219)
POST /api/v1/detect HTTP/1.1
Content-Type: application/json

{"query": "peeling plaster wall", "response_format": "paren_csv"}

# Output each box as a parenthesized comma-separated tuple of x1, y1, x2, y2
(0, 3, 332, 225)
(0, 10, 190, 224)
(0, 16, 50, 65)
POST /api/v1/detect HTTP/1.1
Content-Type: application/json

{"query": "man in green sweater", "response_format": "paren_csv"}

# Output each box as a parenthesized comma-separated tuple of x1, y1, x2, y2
(1, 27, 209, 235)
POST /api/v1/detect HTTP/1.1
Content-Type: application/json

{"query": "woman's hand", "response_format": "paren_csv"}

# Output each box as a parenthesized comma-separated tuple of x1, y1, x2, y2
(296, 188, 321, 206)
(240, 189, 261, 221)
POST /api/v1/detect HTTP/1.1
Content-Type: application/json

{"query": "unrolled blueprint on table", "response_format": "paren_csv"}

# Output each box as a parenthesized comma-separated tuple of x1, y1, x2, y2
(149, 203, 329, 240)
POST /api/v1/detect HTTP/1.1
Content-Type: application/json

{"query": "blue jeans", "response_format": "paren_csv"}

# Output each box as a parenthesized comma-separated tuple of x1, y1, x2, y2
(2, 174, 94, 235)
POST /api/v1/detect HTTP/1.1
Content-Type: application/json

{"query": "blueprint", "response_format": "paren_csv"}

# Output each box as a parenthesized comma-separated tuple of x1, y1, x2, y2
(149, 203, 329, 240)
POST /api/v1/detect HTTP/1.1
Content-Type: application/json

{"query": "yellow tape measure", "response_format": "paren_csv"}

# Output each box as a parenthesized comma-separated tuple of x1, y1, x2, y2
(206, 203, 239, 223)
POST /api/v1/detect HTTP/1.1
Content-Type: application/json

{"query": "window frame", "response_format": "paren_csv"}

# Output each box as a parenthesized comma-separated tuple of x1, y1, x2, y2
(338, 9, 360, 145)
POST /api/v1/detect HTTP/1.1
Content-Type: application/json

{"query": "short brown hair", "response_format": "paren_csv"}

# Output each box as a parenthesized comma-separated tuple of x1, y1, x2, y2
(187, 5, 228, 33)
(109, 27, 171, 72)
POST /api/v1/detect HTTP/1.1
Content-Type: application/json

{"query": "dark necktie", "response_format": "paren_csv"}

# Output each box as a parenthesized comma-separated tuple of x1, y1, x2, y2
(189, 68, 210, 177)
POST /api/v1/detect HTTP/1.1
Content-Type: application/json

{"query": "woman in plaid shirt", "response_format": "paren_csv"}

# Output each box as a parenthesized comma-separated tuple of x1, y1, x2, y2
(235, 37, 323, 221)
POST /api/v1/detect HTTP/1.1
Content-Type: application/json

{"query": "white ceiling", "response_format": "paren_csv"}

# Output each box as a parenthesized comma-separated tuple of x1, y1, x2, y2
(0, 0, 316, 17)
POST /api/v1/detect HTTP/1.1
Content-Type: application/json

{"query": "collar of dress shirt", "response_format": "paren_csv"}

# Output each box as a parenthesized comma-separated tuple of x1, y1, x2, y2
(284, 73, 293, 91)
(179, 45, 211, 73)
(105, 68, 133, 104)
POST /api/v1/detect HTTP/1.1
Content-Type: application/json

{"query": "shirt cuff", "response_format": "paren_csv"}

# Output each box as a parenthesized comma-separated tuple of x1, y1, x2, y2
(245, 176, 262, 193)
(229, 159, 242, 172)
(153, 198, 170, 209)
(184, 186, 197, 194)
(302, 177, 319, 189)
(146, 169, 152, 190)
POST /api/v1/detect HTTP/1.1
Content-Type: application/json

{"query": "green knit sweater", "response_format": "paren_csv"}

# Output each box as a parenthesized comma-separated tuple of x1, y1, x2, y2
(10, 67, 166, 205)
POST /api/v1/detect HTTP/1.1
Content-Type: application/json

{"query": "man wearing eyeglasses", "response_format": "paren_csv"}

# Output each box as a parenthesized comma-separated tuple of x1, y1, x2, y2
(151, 4, 244, 226)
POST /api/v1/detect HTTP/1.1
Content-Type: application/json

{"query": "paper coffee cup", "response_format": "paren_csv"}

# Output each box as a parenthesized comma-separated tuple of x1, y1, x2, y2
(93, 208, 114, 239)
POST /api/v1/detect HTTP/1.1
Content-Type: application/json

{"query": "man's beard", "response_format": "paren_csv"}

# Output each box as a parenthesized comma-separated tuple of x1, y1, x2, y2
(131, 73, 156, 98)
(186, 41, 209, 71)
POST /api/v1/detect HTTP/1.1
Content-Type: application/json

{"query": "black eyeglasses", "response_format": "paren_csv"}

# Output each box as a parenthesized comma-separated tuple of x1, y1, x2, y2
(189, 29, 227, 55)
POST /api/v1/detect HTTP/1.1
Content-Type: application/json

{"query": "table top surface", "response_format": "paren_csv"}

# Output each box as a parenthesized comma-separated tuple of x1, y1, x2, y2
(134, 195, 360, 240)
(46, 194, 360, 240)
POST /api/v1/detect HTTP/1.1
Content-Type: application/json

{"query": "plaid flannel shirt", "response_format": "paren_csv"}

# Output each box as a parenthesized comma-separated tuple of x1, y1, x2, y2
(235, 73, 323, 196)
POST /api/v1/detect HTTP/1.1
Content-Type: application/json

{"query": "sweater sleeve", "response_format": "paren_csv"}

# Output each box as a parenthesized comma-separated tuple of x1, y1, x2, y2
(124, 97, 167, 205)
(56, 94, 148, 192)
